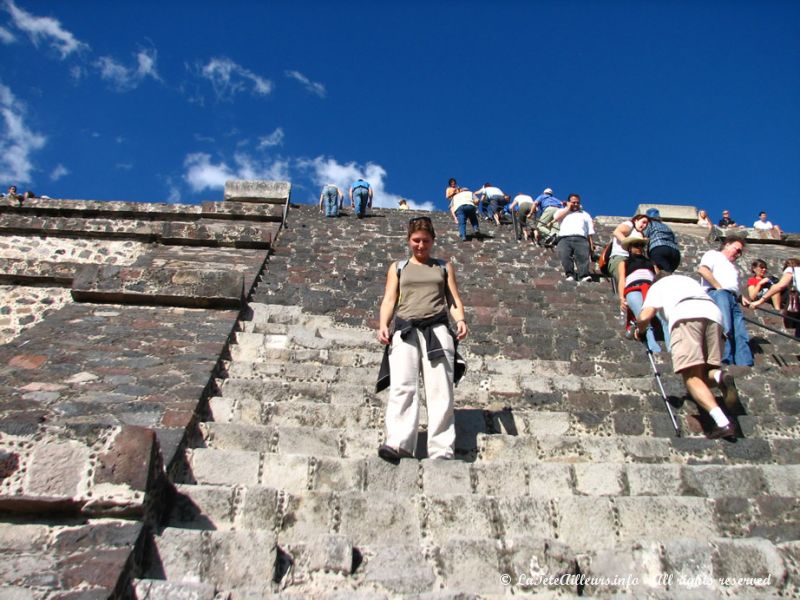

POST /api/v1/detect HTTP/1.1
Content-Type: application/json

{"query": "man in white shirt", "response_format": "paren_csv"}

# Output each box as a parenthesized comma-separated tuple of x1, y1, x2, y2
(474, 183, 508, 226)
(753, 211, 782, 239)
(636, 274, 737, 439)
(697, 237, 753, 366)
(449, 189, 481, 241)
(553, 194, 595, 282)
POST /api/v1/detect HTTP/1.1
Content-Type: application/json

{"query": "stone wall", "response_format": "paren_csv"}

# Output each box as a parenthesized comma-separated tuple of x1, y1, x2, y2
(1, 189, 799, 598)
(0, 191, 286, 598)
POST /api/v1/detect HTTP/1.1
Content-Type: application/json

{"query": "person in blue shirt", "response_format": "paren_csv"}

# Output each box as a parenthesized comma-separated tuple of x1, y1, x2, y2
(533, 188, 564, 245)
(350, 179, 373, 219)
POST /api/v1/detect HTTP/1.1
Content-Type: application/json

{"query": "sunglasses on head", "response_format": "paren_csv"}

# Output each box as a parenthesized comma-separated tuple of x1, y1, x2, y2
(409, 216, 432, 224)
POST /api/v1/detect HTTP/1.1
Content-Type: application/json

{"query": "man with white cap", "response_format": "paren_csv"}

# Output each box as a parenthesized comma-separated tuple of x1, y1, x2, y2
(533, 187, 564, 245)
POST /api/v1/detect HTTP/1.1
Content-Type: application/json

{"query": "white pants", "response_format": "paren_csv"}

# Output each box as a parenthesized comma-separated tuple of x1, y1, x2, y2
(386, 324, 455, 459)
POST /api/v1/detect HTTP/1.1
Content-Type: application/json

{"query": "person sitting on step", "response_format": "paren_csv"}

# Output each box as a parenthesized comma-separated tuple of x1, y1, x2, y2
(607, 213, 649, 290)
(751, 258, 800, 338)
(617, 236, 663, 353)
(747, 259, 781, 310)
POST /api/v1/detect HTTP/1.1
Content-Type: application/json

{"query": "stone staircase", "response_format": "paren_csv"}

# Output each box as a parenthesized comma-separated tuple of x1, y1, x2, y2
(136, 205, 800, 598)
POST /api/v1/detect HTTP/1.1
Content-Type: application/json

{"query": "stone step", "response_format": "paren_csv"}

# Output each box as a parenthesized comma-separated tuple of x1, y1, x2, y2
(206, 394, 798, 444)
(144, 522, 790, 597)
(193, 421, 800, 465)
(477, 433, 800, 465)
(162, 485, 799, 550)
(214, 380, 381, 406)
(143, 528, 279, 591)
(171, 458, 800, 519)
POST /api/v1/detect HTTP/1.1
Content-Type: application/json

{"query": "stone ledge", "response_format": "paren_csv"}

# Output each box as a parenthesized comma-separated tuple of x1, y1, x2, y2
(635, 203, 698, 222)
(1, 196, 284, 221)
(0, 215, 280, 248)
(0, 426, 154, 518)
(72, 264, 246, 309)
(0, 258, 78, 285)
(224, 180, 291, 203)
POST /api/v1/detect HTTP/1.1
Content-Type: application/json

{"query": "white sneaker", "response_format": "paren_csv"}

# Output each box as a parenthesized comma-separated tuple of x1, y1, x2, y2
(580, 275, 593, 282)
(565, 275, 575, 282)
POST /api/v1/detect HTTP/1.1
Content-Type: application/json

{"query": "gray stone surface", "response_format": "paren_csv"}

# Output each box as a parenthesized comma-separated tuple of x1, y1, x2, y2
(225, 179, 291, 203)
(635, 203, 698, 221)
(2, 199, 800, 598)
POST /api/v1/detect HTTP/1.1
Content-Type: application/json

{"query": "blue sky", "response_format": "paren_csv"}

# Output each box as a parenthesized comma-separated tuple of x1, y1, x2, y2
(2, 0, 799, 232)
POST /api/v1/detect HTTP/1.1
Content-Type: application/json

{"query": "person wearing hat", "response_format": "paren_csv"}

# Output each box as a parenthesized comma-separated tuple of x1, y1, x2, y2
(533, 187, 564, 245)
(618, 235, 662, 353)
(643, 208, 681, 273)
(608, 214, 650, 289)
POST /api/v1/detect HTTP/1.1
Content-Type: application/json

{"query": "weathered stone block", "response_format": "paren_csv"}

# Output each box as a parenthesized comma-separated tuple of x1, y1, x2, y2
(133, 579, 216, 600)
(23, 439, 90, 499)
(224, 180, 290, 203)
(364, 545, 435, 594)
(472, 460, 527, 496)
(626, 464, 682, 496)
(424, 495, 494, 544)
(437, 539, 505, 594)
(635, 203, 698, 222)
(238, 485, 279, 531)
(421, 459, 471, 496)
(503, 536, 577, 593)
(579, 542, 664, 593)
(681, 465, 766, 498)
(312, 457, 361, 492)
(260, 454, 309, 493)
(278, 492, 333, 543)
(171, 484, 234, 529)
(553, 497, 616, 549)
(95, 425, 155, 493)
(713, 538, 785, 591)
(573, 463, 624, 496)
(364, 457, 419, 495)
(527, 463, 573, 497)
(338, 491, 420, 546)
(497, 497, 554, 539)
(616, 497, 717, 542)
(188, 448, 260, 486)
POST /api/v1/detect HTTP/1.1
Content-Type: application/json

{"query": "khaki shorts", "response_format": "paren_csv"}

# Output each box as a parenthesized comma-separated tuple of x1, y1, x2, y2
(670, 318, 723, 373)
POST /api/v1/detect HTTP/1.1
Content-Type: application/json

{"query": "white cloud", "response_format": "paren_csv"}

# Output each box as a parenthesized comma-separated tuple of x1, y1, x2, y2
(0, 25, 15, 43)
(194, 133, 215, 143)
(95, 48, 160, 92)
(183, 152, 288, 192)
(0, 82, 46, 183)
(258, 127, 284, 149)
(200, 57, 273, 101)
(70, 64, 87, 81)
(5, 0, 88, 58)
(115, 163, 133, 170)
(49, 163, 68, 181)
(300, 156, 431, 210)
(285, 70, 326, 98)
